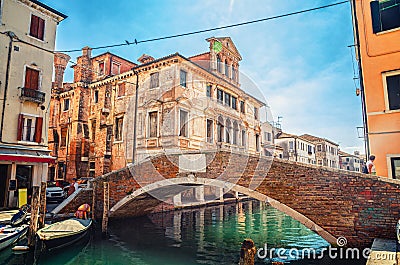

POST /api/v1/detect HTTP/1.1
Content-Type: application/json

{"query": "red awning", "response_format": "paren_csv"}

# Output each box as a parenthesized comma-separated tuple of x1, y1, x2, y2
(0, 154, 55, 163)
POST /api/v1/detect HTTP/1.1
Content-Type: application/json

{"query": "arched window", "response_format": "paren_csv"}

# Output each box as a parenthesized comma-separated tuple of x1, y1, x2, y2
(225, 59, 229, 77)
(217, 55, 222, 73)
(233, 121, 239, 145)
(225, 118, 232, 144)
(217, 116, 224, 142)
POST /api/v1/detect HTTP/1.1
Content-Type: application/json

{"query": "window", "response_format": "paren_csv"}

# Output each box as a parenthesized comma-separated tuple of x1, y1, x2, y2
(318, 160, 322, 165)
(256, 134, 260, 152)
(217, 89, 223, 103)
(89, 162, 95, 178)
(60, 127, 67, 147)
(232, 66, 236, 81)
(217, 117, 224, 142)
(233, 121, 239, 145)
(17, 114, 42, 143)
(241, 130, 246, 147)
(29, 14, 45, 40)
(94, 90, 99, 103)
(150, 72, 159, 89)
(63, 98, 70, 111)
(224, 92, 231, 106)
(115, 117, 123, 141)
(289, 141, 294, 150)
(254, 107, 259, 120)
(390, 157, 400, 179)
(98, 62, 105, 76)
(225, 60, 229, 77)
(180, 70, 187, 88)
(179, 110, 188, 137)
(24, 67, 40, 90)
(217, 55, 222, 73)
(240, 101, 245, 113)
(111, 62, 120, 75)
(118, 83, 125, 97)
(206, 119, 213, 143)
(206, 85, 212, 98)
(225, 119, 232, 143)
(232, 96, 237, 110)
(371, 0, 400, 33)
(385, 73, 400, 110)
(91, 119, 96, 141)
(317, 144, 322, 152)
(308, 145, 313, 154)
(149, 111, 158, 138)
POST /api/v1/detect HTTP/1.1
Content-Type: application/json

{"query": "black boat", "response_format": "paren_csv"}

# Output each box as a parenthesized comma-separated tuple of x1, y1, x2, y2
(36, 218, 92, 251)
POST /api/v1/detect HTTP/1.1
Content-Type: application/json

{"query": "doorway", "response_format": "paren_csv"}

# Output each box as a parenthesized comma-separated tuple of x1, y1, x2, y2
(0, 165, 10, 207)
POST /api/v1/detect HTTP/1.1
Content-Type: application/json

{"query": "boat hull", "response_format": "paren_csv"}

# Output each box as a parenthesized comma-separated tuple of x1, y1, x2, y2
(41, 227, 90, 251)
(0, 225, 28, 251)
(38, 218, 92, 251)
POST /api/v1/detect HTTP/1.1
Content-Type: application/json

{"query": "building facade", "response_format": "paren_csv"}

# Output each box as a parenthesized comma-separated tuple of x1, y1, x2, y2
(50, 37, 266, 181)
(300, 134, 339, 169)
(0, 0, 66, 207)
(275, 132, 316, 165)
(351, 0, 400, 178)
(339, 150, 362, 172)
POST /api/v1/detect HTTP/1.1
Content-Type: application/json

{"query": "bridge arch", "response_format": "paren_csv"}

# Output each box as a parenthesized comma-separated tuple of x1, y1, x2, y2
(109, 177, 337, 245)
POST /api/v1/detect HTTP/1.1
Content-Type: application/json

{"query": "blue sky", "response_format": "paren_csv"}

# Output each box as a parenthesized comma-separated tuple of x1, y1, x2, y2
(42, 0, 364, 154)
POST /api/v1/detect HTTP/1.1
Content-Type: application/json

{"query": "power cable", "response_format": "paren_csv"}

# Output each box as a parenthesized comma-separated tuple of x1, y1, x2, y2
(55, 1, 348, 53)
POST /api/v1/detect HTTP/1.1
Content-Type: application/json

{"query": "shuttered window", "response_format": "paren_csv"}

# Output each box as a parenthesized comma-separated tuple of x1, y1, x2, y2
(118, 83, 125, 97)
(17, 114, 42, 143)
(29, 14, 45, 40)
(150, 72, 159, 89)
(149, 111, 158, 138)
(24, 68, 40, 90)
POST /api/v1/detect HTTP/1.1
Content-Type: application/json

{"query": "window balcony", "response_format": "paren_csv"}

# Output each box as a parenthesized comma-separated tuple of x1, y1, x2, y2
(20, 87, 45, 104)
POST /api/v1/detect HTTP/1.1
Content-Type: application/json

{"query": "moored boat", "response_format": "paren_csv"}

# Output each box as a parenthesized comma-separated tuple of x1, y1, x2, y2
(0, 224, 28, 251)
(36, 218, 92, 250)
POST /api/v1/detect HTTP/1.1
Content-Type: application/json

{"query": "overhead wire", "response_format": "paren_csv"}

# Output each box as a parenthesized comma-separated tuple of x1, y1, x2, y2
(55, 1, 349, 53)
(7, 1, 349, 78)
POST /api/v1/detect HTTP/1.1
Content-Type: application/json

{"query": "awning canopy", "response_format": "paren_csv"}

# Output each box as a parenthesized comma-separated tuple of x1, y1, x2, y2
(0, 154, 55, 163)
(0, 147, 55, 164)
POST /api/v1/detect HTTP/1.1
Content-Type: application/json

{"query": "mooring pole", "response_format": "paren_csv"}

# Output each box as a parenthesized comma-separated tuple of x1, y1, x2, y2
(102, 182, 109, 235)
(239, 239, 256, 265)
(38, 182, 47, 229)
(28, 186, 40, 247)
(92, 182, 96, 220)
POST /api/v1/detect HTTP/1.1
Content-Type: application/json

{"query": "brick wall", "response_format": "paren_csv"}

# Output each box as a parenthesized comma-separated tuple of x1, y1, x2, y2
(59, 151, 400, 248)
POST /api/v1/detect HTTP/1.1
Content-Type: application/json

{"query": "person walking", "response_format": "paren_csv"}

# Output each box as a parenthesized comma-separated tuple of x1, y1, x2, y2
(365, 155, 376, 175)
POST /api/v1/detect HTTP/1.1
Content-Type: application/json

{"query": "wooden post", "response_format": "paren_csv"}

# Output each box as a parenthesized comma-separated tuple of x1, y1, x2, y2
(102, 182, 109, 235)
(38, 182, 47, 229)
(92, 182, 96, 220)
(239, 239, 256, 265)
(28, 186, 40, 247)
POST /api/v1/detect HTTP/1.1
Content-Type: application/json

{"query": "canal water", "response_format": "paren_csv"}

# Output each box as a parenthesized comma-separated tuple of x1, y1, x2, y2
(1, 200, 366, 265)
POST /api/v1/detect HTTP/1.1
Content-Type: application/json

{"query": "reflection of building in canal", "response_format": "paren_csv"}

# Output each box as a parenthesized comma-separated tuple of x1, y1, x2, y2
(148, 200, 312, 249)
(172, 185, 248, 208)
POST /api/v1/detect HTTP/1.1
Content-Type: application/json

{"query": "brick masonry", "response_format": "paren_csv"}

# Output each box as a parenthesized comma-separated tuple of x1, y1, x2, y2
(60, 151, 400, 248)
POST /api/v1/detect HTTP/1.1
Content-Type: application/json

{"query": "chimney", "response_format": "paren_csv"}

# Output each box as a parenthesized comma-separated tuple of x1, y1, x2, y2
(53, 52, 71, 91)
(137, 54, 154, 64)
(73, 46, 93, 83)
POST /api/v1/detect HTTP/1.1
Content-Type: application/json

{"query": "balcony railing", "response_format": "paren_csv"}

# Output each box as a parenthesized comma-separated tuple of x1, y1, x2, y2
(20, 87, 46, 104)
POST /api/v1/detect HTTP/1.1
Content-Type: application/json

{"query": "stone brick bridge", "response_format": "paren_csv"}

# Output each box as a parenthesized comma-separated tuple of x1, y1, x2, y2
(61, 151, 400, 248)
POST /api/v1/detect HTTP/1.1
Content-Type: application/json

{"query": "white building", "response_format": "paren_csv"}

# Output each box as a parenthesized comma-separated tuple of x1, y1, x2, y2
(275, 132, 316, 165)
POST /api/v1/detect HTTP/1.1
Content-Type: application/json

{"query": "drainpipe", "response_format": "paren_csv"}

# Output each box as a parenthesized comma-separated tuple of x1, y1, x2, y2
(0, 31, 15, 143)
(351, 0, 370, 160)
(132, 70, 139, 165)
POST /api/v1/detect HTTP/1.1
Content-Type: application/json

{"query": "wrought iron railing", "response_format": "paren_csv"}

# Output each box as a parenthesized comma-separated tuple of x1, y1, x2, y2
(20, 87, 45, 104)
